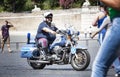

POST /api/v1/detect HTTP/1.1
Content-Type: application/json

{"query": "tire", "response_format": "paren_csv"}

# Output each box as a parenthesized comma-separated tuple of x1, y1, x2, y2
(27, 58, 46, 69)
(71, 49, 90, 71)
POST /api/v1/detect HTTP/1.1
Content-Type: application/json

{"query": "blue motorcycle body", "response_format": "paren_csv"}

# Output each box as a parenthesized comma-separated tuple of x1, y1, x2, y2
(20, 26, 90, 71)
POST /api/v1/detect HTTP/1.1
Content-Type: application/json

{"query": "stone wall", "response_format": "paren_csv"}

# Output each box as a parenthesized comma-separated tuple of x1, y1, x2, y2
(0, 7, 98, 35)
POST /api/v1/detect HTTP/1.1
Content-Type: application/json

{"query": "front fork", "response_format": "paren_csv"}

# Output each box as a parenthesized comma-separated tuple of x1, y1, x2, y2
(75, 53, 79, 59)
(69, 46, 78, 63)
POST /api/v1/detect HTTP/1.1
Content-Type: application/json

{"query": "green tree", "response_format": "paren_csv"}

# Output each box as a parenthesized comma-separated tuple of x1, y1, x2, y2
(24, 0, 34, 11)
(89, 0, 98, 6)
(0, 0, 98, 12)
(74, 0, 85, 8)
(31, 0, 44, 9)
(49, 0, 59, 9)
(0, 0, 4, 12)
(4, 0, 26, 12)
(33, 0, 59, 10)
(59, 0, 85, 9)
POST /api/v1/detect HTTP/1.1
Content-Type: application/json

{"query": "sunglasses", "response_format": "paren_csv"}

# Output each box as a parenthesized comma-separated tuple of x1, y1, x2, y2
(46, 15, 53, 18)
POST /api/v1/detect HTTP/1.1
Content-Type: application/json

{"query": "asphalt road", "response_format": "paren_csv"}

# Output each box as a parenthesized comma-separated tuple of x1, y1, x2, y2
(0, 52, 115, 77)
(0, 35, 116, 77)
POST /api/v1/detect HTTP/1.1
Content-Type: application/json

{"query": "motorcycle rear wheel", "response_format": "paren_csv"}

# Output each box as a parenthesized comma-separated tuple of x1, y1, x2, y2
(27, 58, 46, 69)
(71, 49, 90, 71)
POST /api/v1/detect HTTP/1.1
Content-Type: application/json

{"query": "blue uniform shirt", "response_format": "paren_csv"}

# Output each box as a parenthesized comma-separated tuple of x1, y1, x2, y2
(35, 21, 58, 42)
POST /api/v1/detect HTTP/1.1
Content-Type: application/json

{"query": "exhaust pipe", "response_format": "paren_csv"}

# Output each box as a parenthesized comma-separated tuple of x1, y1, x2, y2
(28, 60, 50, 63)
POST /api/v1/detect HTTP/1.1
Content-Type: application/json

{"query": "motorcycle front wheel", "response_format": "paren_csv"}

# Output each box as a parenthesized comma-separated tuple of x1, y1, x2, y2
(71, 49, 90, 71)
(27, 58, 46, 69)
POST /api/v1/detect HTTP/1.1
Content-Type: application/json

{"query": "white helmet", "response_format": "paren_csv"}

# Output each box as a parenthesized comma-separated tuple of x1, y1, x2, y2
(44, 12, 53, 18)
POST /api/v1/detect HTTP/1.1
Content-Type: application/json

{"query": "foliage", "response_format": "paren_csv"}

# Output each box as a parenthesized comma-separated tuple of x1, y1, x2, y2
(89, 0, 98, 6)
(74, 0, 85, 8)
(4, 0, 26, 12)
(59, 0, 85, 9)
(0, 6, 4, 12)
(0, 0, 4, 12)
(49, 0, 59, 9)
(35, 0, 59, 10)
(59, 0, 73, 9)
(0, 0, 98, 12)
(31, 0, 44, 9)
(24, 0, 34, 11)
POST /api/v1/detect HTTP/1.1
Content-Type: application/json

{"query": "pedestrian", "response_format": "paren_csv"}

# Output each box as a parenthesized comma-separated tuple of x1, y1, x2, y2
(1, 20, 14, 53)
(91, 0, 120, 77)
(92, 4, 108, 45)
(91, 15, 111, 39)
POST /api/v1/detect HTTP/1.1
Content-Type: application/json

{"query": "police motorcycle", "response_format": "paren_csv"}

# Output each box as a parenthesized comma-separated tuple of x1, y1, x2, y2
(20, 26, 90, 71)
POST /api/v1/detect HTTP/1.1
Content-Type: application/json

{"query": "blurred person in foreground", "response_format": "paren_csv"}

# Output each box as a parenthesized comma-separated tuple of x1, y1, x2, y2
(91, 12, 120, 77)
(1, 20, 14, 53)
(91, 0, 120, 77)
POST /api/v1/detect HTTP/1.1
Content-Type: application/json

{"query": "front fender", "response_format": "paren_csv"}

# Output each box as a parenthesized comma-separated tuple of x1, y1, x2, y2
(75, 44, 87, 50)
(71, 44, 87, 54)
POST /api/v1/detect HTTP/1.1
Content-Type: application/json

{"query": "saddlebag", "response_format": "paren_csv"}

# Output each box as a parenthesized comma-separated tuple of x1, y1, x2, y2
(20, 44, 37, 58)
